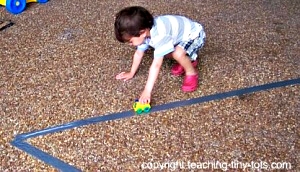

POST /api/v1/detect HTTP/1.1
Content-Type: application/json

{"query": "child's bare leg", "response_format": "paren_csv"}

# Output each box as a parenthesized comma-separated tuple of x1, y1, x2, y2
(171, 46, 197, 75)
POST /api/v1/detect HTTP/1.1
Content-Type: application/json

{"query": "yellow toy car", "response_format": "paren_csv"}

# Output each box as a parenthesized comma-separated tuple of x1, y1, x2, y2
(0, 0, 48, 14)
(133, 99, 151, 115)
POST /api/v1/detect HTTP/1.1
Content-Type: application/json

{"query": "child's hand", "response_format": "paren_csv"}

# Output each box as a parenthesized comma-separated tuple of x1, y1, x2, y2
(116, 72, 134, 81)
(139, 89, 151, 104)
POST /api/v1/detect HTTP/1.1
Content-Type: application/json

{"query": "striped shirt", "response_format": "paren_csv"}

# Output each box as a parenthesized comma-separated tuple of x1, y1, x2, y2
(137, 15, 204, 58)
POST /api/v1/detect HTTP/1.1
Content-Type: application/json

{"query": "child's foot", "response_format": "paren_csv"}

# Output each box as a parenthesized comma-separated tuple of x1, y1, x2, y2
(171, 61, 198, 76)
(182, 74, 198, 92)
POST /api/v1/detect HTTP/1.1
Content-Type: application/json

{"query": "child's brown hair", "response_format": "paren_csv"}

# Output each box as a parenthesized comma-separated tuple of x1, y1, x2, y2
(114, 6, 154, 43)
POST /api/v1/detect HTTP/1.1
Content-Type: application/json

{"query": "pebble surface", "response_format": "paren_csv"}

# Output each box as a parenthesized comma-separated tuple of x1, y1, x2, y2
(0, 0, 299, 171)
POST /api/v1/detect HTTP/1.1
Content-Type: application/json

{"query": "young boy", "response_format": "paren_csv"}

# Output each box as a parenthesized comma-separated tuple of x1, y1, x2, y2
(114, 6, 205, 104)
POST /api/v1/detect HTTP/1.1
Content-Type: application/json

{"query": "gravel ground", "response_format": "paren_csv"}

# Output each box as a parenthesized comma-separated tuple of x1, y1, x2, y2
(0, 0, 299, 171)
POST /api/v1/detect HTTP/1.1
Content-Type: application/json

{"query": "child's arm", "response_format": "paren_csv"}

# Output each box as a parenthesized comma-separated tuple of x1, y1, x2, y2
(139, 57, 164, 104)
(116, 50, 144, 81)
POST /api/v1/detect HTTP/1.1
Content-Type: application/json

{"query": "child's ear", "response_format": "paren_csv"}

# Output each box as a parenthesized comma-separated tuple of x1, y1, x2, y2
(140, 29, 148, 37)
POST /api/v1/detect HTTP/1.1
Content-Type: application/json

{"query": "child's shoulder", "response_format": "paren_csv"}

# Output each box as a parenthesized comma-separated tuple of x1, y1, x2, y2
(155, 14, 187, 19)
(154, 15, 193, 24)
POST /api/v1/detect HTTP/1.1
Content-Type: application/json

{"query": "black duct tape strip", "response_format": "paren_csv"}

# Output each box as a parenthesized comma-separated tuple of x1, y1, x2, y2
(0, 20, 14, 31)
(10, 78, 300, 171)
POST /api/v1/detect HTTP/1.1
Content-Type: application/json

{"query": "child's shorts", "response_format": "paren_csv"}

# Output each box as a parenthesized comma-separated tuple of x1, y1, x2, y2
(178, 31, 206, 61)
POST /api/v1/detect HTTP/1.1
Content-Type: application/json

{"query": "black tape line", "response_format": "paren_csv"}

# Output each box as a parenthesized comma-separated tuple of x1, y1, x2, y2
(10, 78, 300, 172)
(0, 20, 14, 31)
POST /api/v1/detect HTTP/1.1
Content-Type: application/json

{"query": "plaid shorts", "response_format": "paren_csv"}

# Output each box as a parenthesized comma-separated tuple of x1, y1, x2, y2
(178, 32, 206, 61)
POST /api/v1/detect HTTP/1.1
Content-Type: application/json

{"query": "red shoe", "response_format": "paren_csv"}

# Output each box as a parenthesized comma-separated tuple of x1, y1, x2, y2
(182, 74, 198, 92)
(171, 61, 198, 76)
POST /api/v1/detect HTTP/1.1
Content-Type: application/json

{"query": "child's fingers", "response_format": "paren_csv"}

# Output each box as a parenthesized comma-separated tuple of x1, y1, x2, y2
(123, 78, 130, 81)
(139, 97, 150, 104)
(116, 72, 125, 79)
(144, 99, 150, 104)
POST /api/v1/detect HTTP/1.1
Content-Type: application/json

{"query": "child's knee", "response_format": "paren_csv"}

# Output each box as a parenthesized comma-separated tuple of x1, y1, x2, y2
(172, 46, 187, 60)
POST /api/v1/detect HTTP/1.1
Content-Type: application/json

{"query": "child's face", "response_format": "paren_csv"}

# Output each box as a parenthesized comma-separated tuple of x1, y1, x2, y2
(126, 35, 146, 46)
(125, 30, 148, 46)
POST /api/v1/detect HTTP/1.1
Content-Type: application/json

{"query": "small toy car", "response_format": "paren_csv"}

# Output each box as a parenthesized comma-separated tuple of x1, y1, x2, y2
(0, 0, 48, 14)
(133, 99, 151, 115)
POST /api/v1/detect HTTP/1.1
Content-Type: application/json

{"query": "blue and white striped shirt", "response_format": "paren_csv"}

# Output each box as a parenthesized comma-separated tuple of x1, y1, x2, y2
(137, 15, 204, 58)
